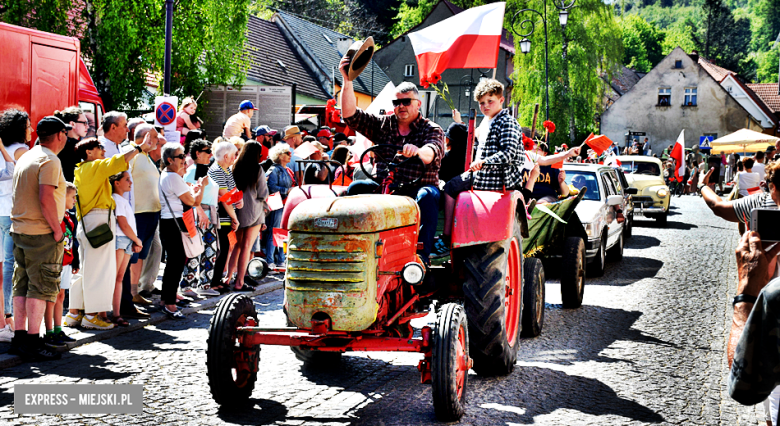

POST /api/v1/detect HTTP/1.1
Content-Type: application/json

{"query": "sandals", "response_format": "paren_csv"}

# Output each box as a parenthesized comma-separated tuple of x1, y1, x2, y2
(112, 317, 129, 327)
(233, 283, 256, 292)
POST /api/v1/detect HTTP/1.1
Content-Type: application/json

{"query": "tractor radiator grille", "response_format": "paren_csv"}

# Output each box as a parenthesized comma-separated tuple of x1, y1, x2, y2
(286, 232, 371, 291)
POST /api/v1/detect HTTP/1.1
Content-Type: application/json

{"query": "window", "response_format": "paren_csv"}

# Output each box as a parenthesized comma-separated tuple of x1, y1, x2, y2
(684, 87, 697, 106)
(564, 171, 600, 201)
(674, 60, 683, 69)
(404, 64, 415, 77)
(658, 88, 671, 106)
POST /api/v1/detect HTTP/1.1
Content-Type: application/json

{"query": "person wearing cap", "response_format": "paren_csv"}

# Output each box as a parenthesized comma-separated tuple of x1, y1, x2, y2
(8, 116, 71, 360)
(317, 129, 333, 150)
(223, 100, 256, 140)
(254, 125, 277, 150)
(327, 132, 349, 157)
(282, 125, 304, 184)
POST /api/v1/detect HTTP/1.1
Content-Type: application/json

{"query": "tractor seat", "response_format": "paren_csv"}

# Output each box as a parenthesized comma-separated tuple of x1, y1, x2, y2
(280, 185, 349, 229)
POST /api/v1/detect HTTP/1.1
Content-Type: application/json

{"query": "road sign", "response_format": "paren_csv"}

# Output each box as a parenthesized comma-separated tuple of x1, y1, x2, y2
(699, 136, 713, 149)
(154, 96, 178, 131)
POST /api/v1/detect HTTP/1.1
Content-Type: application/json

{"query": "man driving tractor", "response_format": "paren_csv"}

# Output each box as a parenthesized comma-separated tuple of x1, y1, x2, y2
(338, 55, 444, 265)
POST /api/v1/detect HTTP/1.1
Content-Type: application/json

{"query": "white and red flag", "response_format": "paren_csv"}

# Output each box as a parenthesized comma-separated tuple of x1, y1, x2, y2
(670, 130, 686, 182)
(408, 2, 505, 87)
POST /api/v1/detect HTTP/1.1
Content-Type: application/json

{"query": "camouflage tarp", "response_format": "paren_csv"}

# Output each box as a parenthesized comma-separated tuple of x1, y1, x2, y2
(522, 190, 587, 258)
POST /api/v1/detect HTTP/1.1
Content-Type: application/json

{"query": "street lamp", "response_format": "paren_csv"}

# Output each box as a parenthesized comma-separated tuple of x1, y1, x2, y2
(510, 0, 576, 121)
(458, 74, 475, 113)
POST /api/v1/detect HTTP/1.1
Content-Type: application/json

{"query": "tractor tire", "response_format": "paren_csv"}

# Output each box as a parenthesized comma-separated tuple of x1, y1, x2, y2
(286, 318, 342, 366)
(560, 237, 586, 309)
(607, 232, 624, 261)
(432, 303, 469, 422)
(624, 214, 633, 238)
(461, 214, 523, 376)
(588, 233, 607, 278)
(520, 257, 545, 337)
(206, 293, 259, 405)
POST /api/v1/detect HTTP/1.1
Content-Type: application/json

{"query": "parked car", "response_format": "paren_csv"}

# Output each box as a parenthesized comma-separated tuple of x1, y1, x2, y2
(563, 163, 628, 277)
(613, 168, 637, 237)
(615, 155, 670, 225)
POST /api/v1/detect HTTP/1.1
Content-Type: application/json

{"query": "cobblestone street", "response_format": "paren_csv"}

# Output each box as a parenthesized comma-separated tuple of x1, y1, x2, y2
(0, 196, 769, 425)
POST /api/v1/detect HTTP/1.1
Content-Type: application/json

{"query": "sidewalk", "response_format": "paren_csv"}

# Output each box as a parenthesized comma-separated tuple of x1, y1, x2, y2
(0, 276, 283, 369)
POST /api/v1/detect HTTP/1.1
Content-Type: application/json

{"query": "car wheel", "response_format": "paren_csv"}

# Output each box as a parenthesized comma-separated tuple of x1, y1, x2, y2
(607, 232, 623, 261)
(624, 214, 633, 238)
(587, 233, 606, 278)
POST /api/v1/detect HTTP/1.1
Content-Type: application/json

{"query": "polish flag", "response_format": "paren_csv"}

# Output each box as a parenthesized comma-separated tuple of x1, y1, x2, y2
(670, 130, 685, 182)
(408, 3, 505, 87)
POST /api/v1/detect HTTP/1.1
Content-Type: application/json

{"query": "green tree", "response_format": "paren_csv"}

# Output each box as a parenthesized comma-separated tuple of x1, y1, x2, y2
(510, 0, 623, 146)
(689, 0, 752, 74)
(752, 0, 780, 52)
(755, 46, 779, 83)
(1, 0, 252, 111)
(660, 22, 696, 55)
(1, 0, 75, 36)
(389, 0, 437, 39)
(619, 15, 664, 72)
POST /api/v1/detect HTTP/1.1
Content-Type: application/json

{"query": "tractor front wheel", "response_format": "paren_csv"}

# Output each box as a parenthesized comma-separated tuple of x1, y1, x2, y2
(461, 213, 523, 376)
(432, 303, 469, 422)
(520, 257, 546, 337)
(206, 293, 259, 406)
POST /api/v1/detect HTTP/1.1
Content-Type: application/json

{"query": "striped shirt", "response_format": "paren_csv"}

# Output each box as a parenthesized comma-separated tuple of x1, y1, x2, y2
(733, 192, 777, 223)
(208, 162, 238, 225)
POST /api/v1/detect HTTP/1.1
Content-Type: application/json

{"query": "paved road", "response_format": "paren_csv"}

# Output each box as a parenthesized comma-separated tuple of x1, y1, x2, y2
(0, 196, 768, 425)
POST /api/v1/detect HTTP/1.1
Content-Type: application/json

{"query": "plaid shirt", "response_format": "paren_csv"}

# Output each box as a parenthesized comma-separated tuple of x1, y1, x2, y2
(344, 108, 444, 187)
(473, 108, 524, 191)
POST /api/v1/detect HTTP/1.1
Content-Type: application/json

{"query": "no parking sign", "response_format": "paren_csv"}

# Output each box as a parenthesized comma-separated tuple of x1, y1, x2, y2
(154, 96, 178, 132)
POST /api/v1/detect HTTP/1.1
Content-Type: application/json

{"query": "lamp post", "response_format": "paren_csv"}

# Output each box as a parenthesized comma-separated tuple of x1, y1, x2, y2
(458, 74, 475, 114)
(510, 0, 576, 122)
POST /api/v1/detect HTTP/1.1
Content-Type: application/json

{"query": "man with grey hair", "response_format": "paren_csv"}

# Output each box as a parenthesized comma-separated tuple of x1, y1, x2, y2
(338, 55, 444, 265)
(127, 117, 146, 142)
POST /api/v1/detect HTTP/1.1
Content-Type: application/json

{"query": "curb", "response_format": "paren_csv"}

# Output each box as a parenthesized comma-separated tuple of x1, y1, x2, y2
(0, 277, 284, 369)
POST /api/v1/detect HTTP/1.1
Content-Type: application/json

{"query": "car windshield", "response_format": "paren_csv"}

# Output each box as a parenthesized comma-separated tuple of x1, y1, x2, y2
(565, 171, 600, 201)
(619, 161, 661, 177)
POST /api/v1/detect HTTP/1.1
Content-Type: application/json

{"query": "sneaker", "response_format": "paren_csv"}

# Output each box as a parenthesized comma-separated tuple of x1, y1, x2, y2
(180, 286, 198, 298)
(195, 285, 220, 297)
(43, 333, 67, 349)
(52, 330, 76, 344)
(431, 237, 450, 259)
(138, 289, 154, 299)
(132, 294, 153, 305)
(268, 263, 278, 274)
(81, 315, 115, 330)
(63, 312, 84, 327)
(162, 307, 185, 320)
(18, 341, 61, 361)
(0, 324, 12, 342)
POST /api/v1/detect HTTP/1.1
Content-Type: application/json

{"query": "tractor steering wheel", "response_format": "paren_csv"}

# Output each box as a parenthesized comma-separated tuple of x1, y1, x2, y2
(359, 144, 425, 186)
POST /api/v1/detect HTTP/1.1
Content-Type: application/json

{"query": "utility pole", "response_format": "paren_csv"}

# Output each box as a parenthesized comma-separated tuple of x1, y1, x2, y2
(163, 0, 173, 96)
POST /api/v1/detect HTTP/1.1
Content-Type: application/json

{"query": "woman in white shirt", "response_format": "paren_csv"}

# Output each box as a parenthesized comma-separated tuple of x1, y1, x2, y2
(159, 143, 203, 319)
(737, 158, 761, 197)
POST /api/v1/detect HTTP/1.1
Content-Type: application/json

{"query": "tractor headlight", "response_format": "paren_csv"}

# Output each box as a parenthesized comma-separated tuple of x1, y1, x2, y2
(402, 262, 425, 285)
(657, 188, 669, 198)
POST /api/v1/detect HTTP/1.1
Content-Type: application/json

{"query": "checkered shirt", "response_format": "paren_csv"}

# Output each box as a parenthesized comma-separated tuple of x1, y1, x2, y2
(344, 108, 444, 187)
(473, 109, 525, 191)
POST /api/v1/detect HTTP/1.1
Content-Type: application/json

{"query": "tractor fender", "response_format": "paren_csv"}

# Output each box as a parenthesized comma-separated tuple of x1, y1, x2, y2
(451, 190, 524, 249)
(280, 185, 349, 229)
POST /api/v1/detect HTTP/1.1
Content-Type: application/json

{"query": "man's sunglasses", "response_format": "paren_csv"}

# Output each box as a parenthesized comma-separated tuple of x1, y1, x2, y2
(392, 99, 417, 107)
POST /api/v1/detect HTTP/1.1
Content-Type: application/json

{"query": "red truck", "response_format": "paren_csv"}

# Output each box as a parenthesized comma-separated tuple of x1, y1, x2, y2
(0, 22, 105, 141)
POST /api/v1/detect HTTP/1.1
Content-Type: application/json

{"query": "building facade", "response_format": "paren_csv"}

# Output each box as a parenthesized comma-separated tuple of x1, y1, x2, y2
(601, 47, 763, 154)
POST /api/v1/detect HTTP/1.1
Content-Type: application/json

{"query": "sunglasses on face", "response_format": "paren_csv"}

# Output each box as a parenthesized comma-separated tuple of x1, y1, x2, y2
(173, 154, 186, 160)
(392, 98, 417, 107)
(97, 144, 105, 150)
(200, 149, 212, 154)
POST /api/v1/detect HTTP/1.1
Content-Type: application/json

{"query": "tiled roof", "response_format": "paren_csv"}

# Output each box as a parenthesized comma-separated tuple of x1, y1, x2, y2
(275, 11, 391, 97)
(697, 57, 734, 82)
(442, 0, 515, 55)
(246, 16, 331, 101)
(747, 83, 780, 113)
(609, 66, 640, 96)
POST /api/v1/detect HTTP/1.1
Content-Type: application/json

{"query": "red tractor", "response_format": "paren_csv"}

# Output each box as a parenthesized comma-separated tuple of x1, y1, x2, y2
(206, 145, 545, 421)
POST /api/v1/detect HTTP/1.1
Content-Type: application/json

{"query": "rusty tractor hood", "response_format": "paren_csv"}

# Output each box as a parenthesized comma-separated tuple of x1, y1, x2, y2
(287, 194, 420, 233)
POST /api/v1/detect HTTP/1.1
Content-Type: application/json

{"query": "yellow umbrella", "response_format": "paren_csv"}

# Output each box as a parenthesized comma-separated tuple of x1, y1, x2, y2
(709, 128, 779, 154)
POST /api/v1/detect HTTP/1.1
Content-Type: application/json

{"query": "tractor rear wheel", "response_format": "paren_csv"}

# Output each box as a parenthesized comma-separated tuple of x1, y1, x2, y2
(461, 214, 523, 376)
(560, 237, 585, 309)
(520, 257, 545, 337)
(432, 303, 469, 421)
(206, 293, 259, 405)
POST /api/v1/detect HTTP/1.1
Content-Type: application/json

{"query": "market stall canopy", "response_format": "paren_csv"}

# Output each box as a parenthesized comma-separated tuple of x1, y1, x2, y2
(709, 128, 779, 153)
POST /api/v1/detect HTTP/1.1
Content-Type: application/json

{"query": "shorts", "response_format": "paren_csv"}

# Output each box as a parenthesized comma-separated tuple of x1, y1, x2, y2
(116, 235, 134, 255)
(131, 211, 161, 262)
(11, 232, 64, 303)
(443, 172, 473, 198)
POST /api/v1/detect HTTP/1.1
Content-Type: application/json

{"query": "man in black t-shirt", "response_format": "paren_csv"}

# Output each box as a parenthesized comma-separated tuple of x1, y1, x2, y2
(522, 143, 570, 203)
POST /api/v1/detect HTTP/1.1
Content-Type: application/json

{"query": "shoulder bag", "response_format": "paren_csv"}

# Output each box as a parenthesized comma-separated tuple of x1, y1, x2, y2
(161, 187, 205, 258)
(75, 195, 114, 248)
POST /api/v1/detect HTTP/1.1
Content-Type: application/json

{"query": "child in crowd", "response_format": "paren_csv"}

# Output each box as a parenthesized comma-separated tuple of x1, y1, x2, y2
(42, 183, 80, 348)
(111, 171, 143, 327)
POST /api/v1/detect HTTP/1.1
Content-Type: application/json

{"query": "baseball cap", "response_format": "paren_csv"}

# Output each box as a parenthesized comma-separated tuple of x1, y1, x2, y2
(239, 100, 258, 111)
(36, 116, 72, 137)
(254, 125, 277, 136)
(317, 129, 333, 138)
(333, 132, 348, 143)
